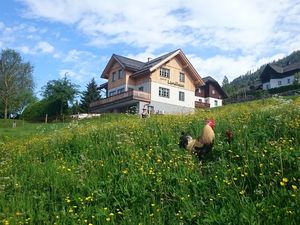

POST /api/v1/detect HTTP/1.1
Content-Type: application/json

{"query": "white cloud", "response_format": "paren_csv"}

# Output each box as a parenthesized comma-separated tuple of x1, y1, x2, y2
(58, 49, 104, 85)
(20, 0, 300, 55)
(35, 41, 54, 53)
(15, 0, 300, 84)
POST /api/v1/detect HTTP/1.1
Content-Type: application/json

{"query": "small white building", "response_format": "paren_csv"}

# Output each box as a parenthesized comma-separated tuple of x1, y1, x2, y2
(261, 63, 300, 90)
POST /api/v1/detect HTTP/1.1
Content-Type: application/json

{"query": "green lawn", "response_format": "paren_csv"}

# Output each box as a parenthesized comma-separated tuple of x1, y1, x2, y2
(0, 97, 299, 224)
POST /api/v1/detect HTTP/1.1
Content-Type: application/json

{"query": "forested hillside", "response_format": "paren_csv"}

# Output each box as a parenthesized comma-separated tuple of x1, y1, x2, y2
(224, 50, 300, 97)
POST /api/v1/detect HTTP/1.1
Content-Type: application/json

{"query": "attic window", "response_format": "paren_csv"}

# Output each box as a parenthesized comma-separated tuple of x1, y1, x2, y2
(118, 69, 123, 79)
(179, 72, 185, 82)
(160, 68, 170, 78)
(212, 89, 216, 94)
(112, 72, 116, 82)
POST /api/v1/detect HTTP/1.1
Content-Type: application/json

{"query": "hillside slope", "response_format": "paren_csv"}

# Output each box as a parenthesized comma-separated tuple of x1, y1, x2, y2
(227, 50, 300, 96)
(0, 97, 299, 224)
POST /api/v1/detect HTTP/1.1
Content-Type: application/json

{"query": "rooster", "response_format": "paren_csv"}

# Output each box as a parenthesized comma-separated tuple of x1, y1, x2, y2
(179, 119, 215, 160)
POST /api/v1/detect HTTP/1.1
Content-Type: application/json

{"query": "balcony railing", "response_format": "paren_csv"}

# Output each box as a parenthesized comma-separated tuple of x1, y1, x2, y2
(90, 90, 151, 108)
(195, 101, 210, 108)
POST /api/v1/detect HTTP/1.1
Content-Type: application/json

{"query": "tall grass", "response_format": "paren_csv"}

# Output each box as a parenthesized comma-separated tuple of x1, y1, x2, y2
(0, 96, 299, 224)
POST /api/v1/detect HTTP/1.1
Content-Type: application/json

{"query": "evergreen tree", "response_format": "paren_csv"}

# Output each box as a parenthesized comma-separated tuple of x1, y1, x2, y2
(222, 75, 233, 96)
(80, 78, 101, 113)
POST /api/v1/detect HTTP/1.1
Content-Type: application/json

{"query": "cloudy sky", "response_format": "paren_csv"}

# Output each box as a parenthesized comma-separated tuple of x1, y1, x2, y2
(1, 0, 299, 96)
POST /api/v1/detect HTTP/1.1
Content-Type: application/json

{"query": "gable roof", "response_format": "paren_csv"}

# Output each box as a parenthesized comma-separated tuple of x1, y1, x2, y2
(101, 49, 204, 85)
(201, 76, 228, 98)
(260, 62, 300, 82)
(113, 54, 145, 71)
(131, 49, 179, 77)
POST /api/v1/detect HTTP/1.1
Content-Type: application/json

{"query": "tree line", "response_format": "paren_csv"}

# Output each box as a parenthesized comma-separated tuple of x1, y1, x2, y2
(0, 49, 101, 121)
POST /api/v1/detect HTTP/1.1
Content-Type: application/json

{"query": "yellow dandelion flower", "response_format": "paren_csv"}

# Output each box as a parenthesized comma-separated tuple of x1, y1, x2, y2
(106, 217, 110, 221)
(282, 178, 288, 183)
(292, 185, 297, 190)
(239, 190, 245, 195)
(280, 181, 285, 186)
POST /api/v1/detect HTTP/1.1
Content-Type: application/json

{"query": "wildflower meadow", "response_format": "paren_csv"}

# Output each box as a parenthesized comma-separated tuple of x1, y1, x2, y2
(0, 96, 299, 224)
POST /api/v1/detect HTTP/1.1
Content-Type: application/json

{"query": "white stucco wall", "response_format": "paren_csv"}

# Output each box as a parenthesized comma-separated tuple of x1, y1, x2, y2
(263, 75, 295, 90)
(149, 82, 195, 113)
(206, 97, 223, 107)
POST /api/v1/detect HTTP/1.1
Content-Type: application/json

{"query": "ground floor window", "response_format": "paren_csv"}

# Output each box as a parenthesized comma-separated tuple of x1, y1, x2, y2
(214, 100, 218, 107)
(117, 88, 125, 94)
(179, 91, 185, 101)
(159, 87, 170, 98)
(109, 91, 116, 96)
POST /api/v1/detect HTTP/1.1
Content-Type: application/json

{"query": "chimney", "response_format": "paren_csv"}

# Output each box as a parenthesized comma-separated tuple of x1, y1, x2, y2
(147, 57, 152, 62)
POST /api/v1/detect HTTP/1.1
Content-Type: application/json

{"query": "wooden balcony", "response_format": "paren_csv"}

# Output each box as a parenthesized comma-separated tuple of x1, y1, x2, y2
(195, 101, 210, 108)
(90, 90, 151, 111)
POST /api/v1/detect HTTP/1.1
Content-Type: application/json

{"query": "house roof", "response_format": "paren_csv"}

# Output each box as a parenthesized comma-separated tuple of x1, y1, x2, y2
(113, 54, 145, 71)
(101, 49, 204, 85)
(260, 62, 300, 82)
(131, 49, 179, 77)
(201, 76, 228, 98)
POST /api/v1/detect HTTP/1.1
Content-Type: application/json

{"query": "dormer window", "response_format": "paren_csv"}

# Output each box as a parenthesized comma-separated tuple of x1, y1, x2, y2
(212, 89, 215, 94)
(160, 68, 170, 78)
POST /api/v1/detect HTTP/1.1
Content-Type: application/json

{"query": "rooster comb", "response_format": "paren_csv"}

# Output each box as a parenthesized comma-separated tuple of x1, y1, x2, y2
(207, 119, 215, 129)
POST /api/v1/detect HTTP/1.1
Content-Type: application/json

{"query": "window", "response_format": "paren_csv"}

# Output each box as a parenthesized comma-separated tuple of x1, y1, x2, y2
(112, 72, 116, 82)
(198, 88, 201, 93)
(160, 68, 170, 78)
(128, 88, 134, 91)
(109, 91, 116, 96)
(179, 72, 185, 82)
(214, 100, 218, 107)
(266, 84, 269, 89)
(138, 86, 144, 91)
(118, 69, 123, 79)
(212, 89, 215, 94)
(159, 87, 170, 98)
(179, 91, 185, 101)
(287, 78, 290, 84)
(117, 88, 125, 94)
(278, 80, 282, 86)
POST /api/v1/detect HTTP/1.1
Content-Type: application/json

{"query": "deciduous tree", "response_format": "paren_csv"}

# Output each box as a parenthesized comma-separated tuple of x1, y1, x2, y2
(42, 75, 79, 117)
(0, 49, 34, 119)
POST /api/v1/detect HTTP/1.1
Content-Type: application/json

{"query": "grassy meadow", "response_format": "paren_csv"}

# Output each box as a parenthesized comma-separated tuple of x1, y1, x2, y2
(0, 97, 299, 224)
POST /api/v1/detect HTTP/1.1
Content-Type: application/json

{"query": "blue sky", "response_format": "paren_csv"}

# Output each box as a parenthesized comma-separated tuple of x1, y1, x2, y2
(0, 0, 299, 97)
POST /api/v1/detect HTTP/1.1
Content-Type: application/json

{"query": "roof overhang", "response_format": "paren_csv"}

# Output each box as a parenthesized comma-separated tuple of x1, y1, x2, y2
(101, 55, 125, 79)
